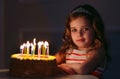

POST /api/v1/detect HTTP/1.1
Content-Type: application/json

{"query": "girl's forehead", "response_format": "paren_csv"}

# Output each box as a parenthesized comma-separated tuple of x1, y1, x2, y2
(70, 17, 90, 27)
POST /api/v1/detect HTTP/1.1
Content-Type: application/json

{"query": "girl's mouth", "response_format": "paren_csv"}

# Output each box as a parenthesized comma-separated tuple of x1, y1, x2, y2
(76, 38, 85, 42)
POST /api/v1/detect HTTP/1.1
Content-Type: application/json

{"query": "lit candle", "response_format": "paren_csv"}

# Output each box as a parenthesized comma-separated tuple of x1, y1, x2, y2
(38, 41, 43, 58)
(23, 43, 27, 54)
(31, 43, 34, 56)
(20, 44, 24, 55)
(33, 38, 36, 45)
(26, 41, 30, 55)
(32, 38, 36, 56)
(42, 41, 46, 56)
(44, 41, 49, 57)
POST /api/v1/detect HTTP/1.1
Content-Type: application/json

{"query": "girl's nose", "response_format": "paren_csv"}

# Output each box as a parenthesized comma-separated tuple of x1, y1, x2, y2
(79, 30, 83, 36)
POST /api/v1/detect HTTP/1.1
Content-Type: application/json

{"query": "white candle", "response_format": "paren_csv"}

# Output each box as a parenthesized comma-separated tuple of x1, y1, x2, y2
(31, 43, 34, 56)
(20, 45, 24, 55)
(44, 41, 49, 57)
(33, 38, 36, 55)
(38, 41, 43, 58)
(33, 38, 36, 45)
(26, 41, 30, 55)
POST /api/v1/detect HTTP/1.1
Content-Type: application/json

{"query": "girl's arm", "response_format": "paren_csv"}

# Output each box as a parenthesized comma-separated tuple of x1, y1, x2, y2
(55, 52, 77, 74)
(55, 52, 65, 64)
(56, 48, 105, 75)
(55, 53, 75, 75)
(68, 48, 106, 74)
(58, 63, 77, 75)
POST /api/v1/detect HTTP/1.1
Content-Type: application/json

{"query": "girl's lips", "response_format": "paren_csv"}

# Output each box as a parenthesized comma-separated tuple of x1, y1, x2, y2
(76, 39, 85, 42)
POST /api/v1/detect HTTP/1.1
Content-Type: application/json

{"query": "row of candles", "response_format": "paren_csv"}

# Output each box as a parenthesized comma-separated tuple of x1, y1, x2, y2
(20, 38, 49, 58)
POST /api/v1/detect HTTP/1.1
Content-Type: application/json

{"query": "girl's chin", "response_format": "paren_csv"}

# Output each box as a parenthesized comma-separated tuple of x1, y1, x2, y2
(77, 45, 87, 49)
(76, 45, 86, 49)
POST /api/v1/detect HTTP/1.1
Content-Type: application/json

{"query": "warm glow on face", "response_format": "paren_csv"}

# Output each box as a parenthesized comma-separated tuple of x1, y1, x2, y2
(70, 17, 94, 50)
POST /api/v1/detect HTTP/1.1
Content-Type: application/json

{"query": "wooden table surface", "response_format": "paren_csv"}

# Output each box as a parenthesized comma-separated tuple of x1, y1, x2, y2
(0, 69, 98, 79)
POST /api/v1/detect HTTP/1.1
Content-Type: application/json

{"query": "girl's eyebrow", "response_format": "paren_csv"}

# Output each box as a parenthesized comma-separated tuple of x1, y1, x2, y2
(70, 27, 76, 29)
(70, 25, 76, 28)
(70, 24, 89, 28)
(81, 24, 89, 27)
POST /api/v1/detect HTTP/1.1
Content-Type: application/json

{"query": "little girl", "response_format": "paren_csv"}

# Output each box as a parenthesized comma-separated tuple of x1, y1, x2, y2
(55, 4, 110, 78)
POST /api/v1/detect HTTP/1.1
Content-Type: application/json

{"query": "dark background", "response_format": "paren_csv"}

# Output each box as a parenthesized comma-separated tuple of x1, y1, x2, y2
(0, 0, 120, 78)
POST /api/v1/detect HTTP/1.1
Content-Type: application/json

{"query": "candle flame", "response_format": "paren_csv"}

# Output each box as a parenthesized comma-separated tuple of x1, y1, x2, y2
(31, 43, 34, 50)
(38, 41, 43, 48)
(19, 39, 50, 57)
(44, 41, 49, 48)
(23, 43, 26, 46)
(20, 45, 24, 49)
(26, 41, 30, 47)
(33, 38, 36, 45)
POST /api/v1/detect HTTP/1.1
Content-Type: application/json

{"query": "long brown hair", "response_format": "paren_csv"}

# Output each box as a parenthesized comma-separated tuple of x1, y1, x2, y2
(59, 4, 110, 61)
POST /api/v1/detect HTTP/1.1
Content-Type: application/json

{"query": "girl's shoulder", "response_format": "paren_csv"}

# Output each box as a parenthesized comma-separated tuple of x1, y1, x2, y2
(87, 47, 106, 64)
(87, 47, 105, 55)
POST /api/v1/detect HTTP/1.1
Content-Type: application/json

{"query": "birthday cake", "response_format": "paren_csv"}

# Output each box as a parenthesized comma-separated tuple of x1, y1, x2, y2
(9, 39, 58, 77)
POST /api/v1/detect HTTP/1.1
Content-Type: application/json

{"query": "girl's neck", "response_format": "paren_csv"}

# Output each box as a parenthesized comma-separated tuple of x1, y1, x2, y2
(78, 47, 89, 51)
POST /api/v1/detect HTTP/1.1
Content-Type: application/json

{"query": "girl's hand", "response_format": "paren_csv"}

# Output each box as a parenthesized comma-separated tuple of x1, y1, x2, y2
(58, 64, 77, 75)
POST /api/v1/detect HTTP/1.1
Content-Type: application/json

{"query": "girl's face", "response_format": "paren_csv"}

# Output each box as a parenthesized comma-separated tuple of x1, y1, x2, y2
(70, 17, 94, 50)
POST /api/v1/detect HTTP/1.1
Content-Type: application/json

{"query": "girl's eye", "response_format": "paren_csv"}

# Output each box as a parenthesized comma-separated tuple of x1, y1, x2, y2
(83, 27, 89, 32)
(71, 29, 77, 32)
